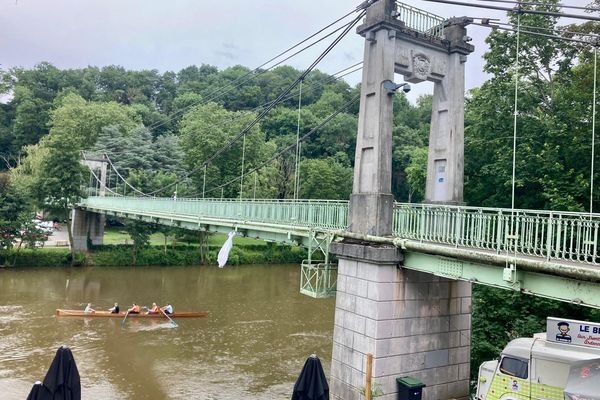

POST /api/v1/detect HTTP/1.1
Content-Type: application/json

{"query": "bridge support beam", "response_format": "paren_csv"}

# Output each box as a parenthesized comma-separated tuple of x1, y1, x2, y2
(330, 242, 470, 400)
(333, 1, 474, 398)
(71, 209, 105, 251)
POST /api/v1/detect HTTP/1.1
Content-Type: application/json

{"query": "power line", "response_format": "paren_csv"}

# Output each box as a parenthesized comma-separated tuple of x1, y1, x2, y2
(472, 20, 599, 45)
(420, 0, 600, 22)
(476, 19, 600, 40)
(474, 0, 600, 13)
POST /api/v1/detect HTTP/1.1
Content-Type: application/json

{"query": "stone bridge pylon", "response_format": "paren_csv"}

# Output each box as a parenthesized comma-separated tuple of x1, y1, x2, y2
(330, 1, 474, 399)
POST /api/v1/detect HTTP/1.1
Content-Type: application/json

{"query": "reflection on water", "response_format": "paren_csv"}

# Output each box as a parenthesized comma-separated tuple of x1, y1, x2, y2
(0, 265, 335, 399)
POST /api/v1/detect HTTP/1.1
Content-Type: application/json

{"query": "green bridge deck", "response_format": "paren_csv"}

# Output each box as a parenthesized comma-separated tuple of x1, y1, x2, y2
(79, 196, 600, 307)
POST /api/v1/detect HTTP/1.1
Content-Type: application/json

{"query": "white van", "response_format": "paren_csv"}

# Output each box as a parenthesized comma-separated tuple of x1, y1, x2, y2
(476, 317, 600, 400)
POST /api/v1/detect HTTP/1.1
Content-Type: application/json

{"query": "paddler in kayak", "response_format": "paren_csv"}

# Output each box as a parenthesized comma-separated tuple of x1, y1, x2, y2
(127, 303, 141, 314)
(161, 303, 173, 315)
(146, 303, 160, 314)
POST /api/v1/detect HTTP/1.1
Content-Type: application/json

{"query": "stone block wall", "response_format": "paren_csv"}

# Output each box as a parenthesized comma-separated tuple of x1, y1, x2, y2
(330, 258, 471, 400)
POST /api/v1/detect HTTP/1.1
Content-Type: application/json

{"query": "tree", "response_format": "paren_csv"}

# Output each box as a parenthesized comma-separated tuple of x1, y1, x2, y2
(0, 172, 31, 250)
(178, 102, 267, 198)
(32, 135, 86, 262)
(299, 153, 353, 200)
(123, 220, 153, 265)
(48, 93, 140, 149)
(464, 0, 588, 210)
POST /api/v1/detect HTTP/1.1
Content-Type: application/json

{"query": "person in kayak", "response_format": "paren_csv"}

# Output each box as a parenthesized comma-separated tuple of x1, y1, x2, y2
(84, 303, 95, 313)
(161, 303, 173, 315)
(127, 303, 141, 314)
(108, 303, 119, 314)
(147, 303, 160, 314)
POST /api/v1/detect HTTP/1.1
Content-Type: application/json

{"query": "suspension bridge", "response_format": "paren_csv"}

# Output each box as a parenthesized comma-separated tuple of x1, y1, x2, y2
(71, 1, 600, 399)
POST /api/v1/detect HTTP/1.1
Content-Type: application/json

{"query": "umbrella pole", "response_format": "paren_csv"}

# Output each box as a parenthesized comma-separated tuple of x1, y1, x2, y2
(365, 352, 373, 400)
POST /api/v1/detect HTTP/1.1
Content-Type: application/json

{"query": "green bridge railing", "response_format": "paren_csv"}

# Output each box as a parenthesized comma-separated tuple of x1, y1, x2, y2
(81, 196, 600, 266)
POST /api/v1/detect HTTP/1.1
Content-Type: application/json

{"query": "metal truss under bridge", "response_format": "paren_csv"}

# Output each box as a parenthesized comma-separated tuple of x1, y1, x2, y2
(79, 196, 600, 307)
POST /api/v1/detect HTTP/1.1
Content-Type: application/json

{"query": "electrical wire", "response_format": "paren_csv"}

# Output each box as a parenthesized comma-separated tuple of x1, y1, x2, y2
(420, 0, 600, 22)
(475, 19, 600, 40)
(473, 0, 600, 13)
(471, 21, 599, 45)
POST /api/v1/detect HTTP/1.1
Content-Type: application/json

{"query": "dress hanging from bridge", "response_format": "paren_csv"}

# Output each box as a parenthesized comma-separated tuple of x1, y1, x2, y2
(217, 231, 236, 268)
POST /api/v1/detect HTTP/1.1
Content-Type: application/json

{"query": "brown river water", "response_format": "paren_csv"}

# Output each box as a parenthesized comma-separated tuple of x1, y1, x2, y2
(0, 265, 335, 399)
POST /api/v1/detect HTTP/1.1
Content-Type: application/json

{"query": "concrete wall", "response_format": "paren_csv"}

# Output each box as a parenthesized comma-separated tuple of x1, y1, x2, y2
(71, 209, 105, 251)
(330, 250, 471, 400)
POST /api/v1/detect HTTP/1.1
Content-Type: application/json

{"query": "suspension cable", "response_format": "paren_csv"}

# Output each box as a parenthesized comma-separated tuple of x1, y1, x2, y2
(145, 9, 359, 133)
(201, 9, 366, 169)
(104, 153, 147, 196)
(201, 94, 359, 197)
(511, 12, 521, 223)
(422, 0, 600, 22)
(472, 21, 600, 46)
(507, 11, 522, 261)
(240, 132, 246, 200)
(591, 47, 598, 216)
(474, 0, 600, 13)
(294, 78, 303, 200)
(202, 165, 207, 199)
(143, 9, 367, 197)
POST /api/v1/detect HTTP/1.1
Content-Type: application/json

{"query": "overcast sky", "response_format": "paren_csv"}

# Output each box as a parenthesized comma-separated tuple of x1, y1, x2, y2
(0, 0, 594, 102)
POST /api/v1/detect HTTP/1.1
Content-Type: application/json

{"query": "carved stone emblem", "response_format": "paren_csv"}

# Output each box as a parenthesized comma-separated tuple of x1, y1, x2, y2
(413, 54, 431, 81)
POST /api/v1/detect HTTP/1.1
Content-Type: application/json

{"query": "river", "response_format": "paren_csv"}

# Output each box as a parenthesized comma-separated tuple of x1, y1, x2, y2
(0, 264, 335, 399)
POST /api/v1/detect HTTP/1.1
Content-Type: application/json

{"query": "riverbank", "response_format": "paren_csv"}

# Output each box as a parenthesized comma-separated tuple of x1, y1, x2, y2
(0, 243, 305, 267)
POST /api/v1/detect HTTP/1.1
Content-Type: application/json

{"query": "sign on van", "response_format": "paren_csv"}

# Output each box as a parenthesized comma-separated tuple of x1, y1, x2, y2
(547, 317, 600, 348)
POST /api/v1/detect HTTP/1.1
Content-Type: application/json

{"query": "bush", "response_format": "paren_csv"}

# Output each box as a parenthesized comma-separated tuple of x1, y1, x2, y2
(1, 242, 305, 268)
(0, 249, 85, 267)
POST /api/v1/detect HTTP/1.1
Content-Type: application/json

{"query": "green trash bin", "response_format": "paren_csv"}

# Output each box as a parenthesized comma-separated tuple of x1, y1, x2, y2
(397, 376, 425, 400)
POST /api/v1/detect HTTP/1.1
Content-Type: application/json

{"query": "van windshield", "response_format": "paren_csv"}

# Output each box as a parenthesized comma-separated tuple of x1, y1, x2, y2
(499, 357, 528, 379)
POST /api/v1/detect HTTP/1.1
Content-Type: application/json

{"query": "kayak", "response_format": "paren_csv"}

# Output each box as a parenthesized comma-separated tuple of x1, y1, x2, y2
(55, 309, 208, 318)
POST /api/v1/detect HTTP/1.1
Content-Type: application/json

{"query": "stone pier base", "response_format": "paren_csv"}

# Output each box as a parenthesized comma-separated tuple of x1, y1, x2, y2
(330, 242, 471, 400)
(71, 209, 105, 251)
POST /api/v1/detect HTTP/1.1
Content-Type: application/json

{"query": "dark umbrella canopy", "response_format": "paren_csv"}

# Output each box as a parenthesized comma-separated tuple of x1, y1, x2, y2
(292, 354, 329, 400)
(42, 346, 81, 400)
(26, 381, 52, 400)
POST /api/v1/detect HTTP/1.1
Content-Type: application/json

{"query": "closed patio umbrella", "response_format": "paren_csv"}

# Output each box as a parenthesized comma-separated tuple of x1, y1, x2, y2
(26, 381, 51, 400)
(292, 354, 329, 400)
(42, 346, 81, 400)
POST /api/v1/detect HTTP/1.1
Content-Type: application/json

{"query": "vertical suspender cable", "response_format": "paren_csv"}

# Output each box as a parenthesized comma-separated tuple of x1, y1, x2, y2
(590, 47, 597, 217)
(253, 171, 258, 200)
(294, 79, 303, 200)
(240, 133, 246, 200)
(510, 12, 522, 249)
(202, 165, 207, 199)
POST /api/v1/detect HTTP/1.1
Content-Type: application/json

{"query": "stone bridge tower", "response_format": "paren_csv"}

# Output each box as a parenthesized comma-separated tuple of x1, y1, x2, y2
(71, 155, 107, 251)
(330, 1, 474, 399)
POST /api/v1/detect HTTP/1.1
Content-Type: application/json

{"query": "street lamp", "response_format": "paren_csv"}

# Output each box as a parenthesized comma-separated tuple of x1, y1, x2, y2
(382, 79, 411, 95)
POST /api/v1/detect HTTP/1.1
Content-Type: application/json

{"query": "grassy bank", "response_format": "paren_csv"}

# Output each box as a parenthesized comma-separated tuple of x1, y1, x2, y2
(0, 241, 304, 268)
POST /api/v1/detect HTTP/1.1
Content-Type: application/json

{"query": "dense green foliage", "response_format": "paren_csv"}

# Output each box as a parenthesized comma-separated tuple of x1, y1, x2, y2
(0, 242, 303, 268)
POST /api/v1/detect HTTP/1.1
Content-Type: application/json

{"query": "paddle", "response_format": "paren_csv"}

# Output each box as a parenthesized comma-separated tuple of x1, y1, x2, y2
(120, 310, 130, 329)
(160, 307, 178, 327)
